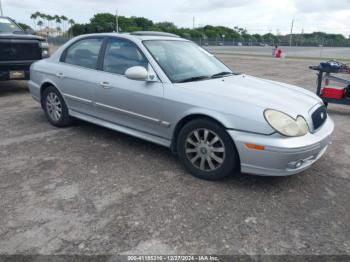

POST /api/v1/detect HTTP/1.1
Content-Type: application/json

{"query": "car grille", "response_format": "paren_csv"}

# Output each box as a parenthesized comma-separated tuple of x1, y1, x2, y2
(312, 105, 327, 130)
(0, 40, 41, 61)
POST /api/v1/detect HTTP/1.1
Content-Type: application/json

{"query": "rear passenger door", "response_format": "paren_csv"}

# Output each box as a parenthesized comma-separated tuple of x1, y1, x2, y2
(94, 37, 166, 138)
(56, 37, 104, 115)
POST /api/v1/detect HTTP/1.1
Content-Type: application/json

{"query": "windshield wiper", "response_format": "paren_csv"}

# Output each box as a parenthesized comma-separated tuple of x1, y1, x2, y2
(177, 75, 210, 83)
(211, 71, 234, 78)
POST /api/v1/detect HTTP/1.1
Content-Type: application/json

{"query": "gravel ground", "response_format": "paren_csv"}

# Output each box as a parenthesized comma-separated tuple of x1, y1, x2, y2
(0, 55, 349, 255)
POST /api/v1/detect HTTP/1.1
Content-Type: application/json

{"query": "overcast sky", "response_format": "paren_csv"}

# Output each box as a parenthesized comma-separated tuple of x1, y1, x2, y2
(3, 0, 350, 36)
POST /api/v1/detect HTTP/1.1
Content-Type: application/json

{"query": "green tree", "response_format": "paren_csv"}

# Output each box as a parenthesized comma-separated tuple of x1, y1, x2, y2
(68, 19, 75, 27)
(37, 20, 44, 30)
(155, 22, 177, 31)
(54, 15, 61, 35)
(65, 12, 350, 47)
(60, 15, 68, 35)
(56, 26, 62, 36)
(252, 34, 262, 43)
(69, 23, 88, 36)
(262, 33, 277, 45)
(68, 19, 75, 37)
(30, 13, 39, 30)
(90, 13, 116, 32)
(47, 15, 54, 30)
(40, 14, 48, 28)
(133, 17, 153, 30)
(18, 22, 32, 30)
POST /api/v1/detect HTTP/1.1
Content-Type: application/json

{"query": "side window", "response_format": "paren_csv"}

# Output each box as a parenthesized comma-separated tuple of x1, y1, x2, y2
(103, 38, 148, 75)
(63, 38, 103, 69)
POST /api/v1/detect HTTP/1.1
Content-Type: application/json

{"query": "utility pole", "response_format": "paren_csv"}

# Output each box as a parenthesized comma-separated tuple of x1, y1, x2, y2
(115, 9, 119, 33)
(301, 28, 304, 46)
(289, 19, 294, 47)
(0, 0, 4, 16)
(193, 16, 195, 29)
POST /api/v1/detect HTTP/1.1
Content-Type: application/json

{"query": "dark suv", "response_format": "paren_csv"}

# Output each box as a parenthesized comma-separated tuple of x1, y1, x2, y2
(0, 16, 49, 81)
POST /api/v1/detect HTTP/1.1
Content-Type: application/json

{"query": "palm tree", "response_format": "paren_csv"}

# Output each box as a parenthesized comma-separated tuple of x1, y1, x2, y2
(56, 26, 61, 36)
(60, 15, 68, 35)
(54, 15, 62, 36)
(30, 13, 38, 30)
(68, 19, 75, 27)
(38, 13, 47, 29)
(30, 12, 42, 31)
(47, 15, 54, 30)
(68, 19, 75, 37)
(37, 20, 44, 31)
(41, 14, 50, 35)
(54, 15, 61, 27)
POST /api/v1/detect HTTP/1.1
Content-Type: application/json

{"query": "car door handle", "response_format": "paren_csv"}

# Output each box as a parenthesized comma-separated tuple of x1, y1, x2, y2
(100, 81, 112, 89)
(56, 73, 65, 79)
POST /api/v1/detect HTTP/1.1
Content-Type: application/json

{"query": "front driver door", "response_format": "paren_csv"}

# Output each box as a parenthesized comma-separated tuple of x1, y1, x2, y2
(94, 37, 167, 138)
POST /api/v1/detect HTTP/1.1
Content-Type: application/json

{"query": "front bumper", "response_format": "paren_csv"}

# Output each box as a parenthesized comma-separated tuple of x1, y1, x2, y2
(0, 61, 34, 81)
(228, 116, 334, 176)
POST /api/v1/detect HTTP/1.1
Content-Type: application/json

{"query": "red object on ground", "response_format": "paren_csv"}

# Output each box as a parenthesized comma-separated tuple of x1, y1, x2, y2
(322, 87, 345, 99)
(275, 49, 282, 58)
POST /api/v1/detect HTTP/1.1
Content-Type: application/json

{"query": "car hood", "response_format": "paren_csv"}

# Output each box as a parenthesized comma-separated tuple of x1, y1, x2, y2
(0, 32, 44, 41)
(180, 74, 322, 118)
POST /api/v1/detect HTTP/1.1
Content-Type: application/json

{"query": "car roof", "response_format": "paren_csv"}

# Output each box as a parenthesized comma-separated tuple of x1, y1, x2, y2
(48, 31, 190, 65)
(74, 32, 189, 42)
(130, 31, 180, 38)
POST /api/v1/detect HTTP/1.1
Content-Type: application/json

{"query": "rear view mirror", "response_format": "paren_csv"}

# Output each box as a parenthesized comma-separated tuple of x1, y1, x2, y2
(125, 66, 148, 81)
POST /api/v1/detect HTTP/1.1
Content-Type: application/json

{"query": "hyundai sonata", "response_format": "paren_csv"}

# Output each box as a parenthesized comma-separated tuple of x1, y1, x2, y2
(28, 32, 334, 180)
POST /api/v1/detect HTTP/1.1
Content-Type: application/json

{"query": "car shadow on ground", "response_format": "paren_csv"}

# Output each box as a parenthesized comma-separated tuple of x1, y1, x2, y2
(327, 106, 350, 116)
(0, 81, 28, 96)
(74, 119, 296, 190)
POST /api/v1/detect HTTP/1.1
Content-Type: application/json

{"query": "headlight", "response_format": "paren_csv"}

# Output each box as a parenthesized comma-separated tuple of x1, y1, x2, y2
(40, 41, 49, 48)
(42, 49, 49, 57)
(264, 109, 309, 137)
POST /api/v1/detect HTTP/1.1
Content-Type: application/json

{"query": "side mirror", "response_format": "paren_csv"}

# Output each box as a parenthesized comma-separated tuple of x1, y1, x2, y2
(125, 66, 148, 81)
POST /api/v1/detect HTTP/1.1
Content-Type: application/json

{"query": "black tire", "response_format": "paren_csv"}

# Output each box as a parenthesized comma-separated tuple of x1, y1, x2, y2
(42, 86, 72, 127)
(177, 118, 239, 181)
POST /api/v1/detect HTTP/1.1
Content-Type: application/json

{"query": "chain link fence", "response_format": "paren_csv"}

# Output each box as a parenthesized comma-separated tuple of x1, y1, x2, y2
(190, 38, 350, 48)
(46, 36, 350, 60)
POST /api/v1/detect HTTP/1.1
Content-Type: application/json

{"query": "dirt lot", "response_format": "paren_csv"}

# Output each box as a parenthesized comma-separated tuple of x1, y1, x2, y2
(0, 55, 350, 255)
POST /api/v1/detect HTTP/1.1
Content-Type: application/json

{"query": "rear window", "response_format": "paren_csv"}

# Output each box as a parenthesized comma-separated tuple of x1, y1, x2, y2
(63, 38, 103, 69)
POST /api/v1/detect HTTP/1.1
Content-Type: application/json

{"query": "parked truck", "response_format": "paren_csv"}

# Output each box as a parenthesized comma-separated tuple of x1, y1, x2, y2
(0, 16, 49, 81)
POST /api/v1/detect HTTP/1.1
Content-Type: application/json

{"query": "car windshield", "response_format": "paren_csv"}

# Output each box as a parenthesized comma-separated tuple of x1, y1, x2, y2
(0, 17, 22, 33)
(143, 40, 233, 83)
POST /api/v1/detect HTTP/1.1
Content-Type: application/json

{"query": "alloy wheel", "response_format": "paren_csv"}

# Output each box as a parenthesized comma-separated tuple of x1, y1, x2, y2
(46, 92, 62, 121)
(185, 128, 226, 171)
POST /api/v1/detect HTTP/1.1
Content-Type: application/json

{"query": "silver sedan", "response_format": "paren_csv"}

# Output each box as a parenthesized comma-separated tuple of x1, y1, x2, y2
(28, 32, 334, 180)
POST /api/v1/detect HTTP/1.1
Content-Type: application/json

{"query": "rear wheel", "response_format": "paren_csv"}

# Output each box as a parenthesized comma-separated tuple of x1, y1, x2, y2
(42, 86, 72, 127)
(177, 118, 239, 181)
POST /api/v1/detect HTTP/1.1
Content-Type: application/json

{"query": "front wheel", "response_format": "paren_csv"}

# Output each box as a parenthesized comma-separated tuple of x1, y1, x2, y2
(177, 118, 240, 181)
